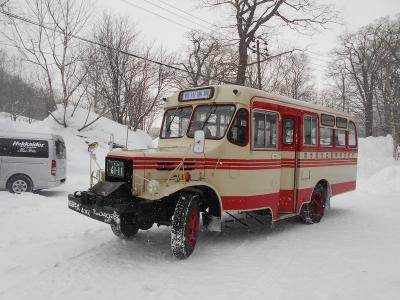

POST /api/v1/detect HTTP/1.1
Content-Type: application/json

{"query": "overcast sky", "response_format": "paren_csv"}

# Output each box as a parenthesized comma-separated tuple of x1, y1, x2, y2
(95, 0, 400, 84)
(1, 0, 399, 85)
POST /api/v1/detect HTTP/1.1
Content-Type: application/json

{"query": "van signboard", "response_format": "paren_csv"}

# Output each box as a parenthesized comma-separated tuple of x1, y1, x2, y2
(0, 138, 49, 158)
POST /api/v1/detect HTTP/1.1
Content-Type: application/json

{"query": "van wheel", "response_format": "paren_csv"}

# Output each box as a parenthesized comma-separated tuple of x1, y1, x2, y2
(171, 194, 200, 259)
(7, 175, 33, 194)
(300, 184, 326, 224)
(110, 220, 139, 239)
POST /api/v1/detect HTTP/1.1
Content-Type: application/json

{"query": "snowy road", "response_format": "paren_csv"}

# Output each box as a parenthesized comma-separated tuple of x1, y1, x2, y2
(1, 137, 399, 300)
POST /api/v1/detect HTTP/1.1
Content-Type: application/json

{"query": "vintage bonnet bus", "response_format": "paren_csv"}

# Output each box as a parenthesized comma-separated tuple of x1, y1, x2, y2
(68, 85, 358, 259)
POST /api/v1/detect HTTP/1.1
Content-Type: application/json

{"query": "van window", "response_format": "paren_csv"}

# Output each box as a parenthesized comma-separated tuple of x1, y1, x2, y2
(0, 138, 49, 158)
(252, 111, 278, 149)
(320, 128, 333, 147)
(55, 140, 66, 159)
(304, 115, 317, 146)
(349, 122, 357, 147)
(228, 108, 248, 146)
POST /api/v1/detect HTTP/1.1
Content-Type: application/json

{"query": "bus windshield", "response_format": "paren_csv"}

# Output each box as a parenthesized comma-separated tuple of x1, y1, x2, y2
(188, 105, 236, 139)
(161, 107, 193, 138)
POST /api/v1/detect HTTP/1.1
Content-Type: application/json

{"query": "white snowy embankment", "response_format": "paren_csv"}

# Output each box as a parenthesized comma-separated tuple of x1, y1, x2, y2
(0, 107, 152, 190)
(0, 110, 399, 300)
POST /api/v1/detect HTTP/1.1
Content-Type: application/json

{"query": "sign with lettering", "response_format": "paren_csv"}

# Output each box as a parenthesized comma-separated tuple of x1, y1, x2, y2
(179, 88, 214, 102)
(0, 138, 49, 158)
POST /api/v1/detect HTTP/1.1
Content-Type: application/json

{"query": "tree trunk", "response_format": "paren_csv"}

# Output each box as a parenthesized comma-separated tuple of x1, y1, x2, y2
(365, 100, 374, 136)
(236, 40, 248, 86)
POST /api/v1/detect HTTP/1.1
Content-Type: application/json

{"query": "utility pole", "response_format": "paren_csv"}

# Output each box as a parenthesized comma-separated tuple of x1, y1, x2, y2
(256, 39, 262, 90)
(341, 73, 346, 112)
(249, 37, 268, 91)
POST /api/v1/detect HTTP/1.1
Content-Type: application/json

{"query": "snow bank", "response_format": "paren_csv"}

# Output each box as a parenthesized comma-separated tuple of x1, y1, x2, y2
(357, 135, 400, 193)
(1, 112, 400, 299)
(0, 106, 153, 190)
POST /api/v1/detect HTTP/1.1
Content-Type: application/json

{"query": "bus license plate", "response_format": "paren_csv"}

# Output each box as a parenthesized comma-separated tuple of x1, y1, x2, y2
(107, 160, 124, 178)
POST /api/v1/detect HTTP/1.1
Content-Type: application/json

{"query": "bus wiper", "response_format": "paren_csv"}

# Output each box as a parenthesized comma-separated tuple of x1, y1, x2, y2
(200, 104, 217, 130)
(166, 107, 180, 133)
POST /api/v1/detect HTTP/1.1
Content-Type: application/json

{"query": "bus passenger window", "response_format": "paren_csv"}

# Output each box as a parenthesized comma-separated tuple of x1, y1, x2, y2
(252, 111, 278, 149)
(228, 109, 249, 146)
(283, 119, 294, 145)
(303, 115, 317, 146)
(320, 127, 333, 147)
(348, 122, 357, 147)
(335, 129, 346, 147)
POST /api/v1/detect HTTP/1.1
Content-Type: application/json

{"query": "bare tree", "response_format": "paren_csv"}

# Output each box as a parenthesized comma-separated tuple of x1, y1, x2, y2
(377, 16, 400, 155)
(0, 48, 47, 120)
(86, 13, 174, 131)
(327, 16, 400, 156)
(202, 0, 336, 85)
(178, 30, 236, 88)
(277, 52, 315, 100)
(125, 47, 175, 131)
(5, 0, 91, 127)
(332, 25, 384, 136)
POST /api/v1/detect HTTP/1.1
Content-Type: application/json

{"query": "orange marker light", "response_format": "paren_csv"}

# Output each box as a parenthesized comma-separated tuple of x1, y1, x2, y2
(180, 172, 191, 182)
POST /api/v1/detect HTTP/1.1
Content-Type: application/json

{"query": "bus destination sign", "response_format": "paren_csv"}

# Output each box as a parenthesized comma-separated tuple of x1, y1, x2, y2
(179, 88, 214, 102)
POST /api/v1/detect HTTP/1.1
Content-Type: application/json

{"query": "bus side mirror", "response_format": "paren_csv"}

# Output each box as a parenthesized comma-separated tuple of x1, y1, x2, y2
(193, 130, 205, 153)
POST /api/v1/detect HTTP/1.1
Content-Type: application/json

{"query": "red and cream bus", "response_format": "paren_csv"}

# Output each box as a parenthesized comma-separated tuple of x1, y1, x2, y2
(68, 85, 358, 259)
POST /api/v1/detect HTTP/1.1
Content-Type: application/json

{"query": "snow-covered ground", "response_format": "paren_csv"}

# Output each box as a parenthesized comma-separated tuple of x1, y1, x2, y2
(0, 113, 399, 299)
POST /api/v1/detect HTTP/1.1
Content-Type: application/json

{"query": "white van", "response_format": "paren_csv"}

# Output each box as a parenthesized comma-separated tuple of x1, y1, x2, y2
(0, 132, 66, 193)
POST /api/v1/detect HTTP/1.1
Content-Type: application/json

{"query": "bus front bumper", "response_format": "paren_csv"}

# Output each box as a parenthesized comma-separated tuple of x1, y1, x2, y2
(68, 193, 121, 225)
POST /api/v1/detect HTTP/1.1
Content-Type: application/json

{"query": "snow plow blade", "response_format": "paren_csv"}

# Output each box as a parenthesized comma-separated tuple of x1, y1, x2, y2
(68, 193, 121, 225)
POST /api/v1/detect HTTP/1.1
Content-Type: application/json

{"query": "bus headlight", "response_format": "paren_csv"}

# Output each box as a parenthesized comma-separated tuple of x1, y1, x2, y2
(147, 180, 160, 194)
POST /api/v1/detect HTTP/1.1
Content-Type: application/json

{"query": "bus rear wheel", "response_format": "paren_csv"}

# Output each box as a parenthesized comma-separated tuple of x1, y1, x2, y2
(171, 194, 200, 259)
(300, 184, 326, 224)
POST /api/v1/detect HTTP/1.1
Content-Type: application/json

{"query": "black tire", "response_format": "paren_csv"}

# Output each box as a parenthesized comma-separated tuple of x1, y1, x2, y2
(300, 183, 326, 224)
(171, 194, 201, 259)
(110, 218, 139, 239)
(7, 175, 33, 194)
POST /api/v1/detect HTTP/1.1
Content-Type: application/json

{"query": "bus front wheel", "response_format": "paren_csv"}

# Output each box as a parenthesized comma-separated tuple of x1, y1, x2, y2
(171, 194, 201, 259)
(300, 184, 326, 224)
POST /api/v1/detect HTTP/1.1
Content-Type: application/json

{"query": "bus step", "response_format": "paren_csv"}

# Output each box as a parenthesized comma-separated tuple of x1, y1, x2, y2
(277, 212, 297, 221)
(223, 211, 272, 229)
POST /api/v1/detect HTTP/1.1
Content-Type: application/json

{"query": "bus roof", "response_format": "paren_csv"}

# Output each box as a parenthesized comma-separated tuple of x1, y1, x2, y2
(166, 84, 354, 120)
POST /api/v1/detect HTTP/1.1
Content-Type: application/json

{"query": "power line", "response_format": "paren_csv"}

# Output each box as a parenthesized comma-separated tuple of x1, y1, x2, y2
(120, 0, 233, 38)
(119, 0, 193, 31)
(156, 0, 218, 29)
(0, 8, 230, 84)
(141, 0, 212, 32)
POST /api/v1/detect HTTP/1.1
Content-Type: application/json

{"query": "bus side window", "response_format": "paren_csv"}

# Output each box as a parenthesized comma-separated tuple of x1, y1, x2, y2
(335, 129, 346, 147)
(348, 121, 357, 147)
(282, 119, 294, 145)
(227, 108, 249, 146)
(252, 111, 278, 149)
(320, 127, 334, 147)
(304, 115, 317, 146)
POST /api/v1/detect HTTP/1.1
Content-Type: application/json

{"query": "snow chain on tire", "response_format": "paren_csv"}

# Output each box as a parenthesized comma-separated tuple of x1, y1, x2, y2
(300, 183, 326, 224)
(171, 194, 200, 259)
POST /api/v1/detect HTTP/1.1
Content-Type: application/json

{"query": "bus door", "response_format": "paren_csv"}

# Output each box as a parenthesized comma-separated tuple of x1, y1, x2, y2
(279, 113, 300, 214)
